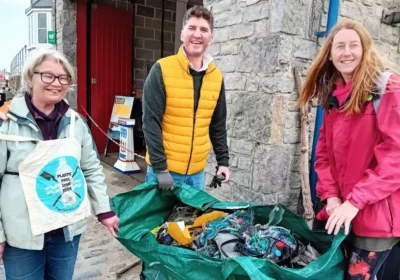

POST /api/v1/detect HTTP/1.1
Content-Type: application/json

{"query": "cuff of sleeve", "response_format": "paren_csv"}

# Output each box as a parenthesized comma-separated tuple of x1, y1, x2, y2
(217, 158, 229, 167)
(346, 192, 364, 210)
(151, 161, 168, 172)
(97, 211, 116, 222)
(320, 192, 341, 202)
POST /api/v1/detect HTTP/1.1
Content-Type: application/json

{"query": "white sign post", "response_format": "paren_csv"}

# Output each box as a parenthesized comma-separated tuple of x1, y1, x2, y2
(113, 118, 140, 174)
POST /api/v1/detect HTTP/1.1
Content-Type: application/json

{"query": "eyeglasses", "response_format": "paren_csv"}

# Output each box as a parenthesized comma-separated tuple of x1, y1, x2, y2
(33, 72, 72, 85)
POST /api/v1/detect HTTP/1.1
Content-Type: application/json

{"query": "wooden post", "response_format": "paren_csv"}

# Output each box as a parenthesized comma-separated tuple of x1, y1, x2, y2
(293, 68, 315, 226)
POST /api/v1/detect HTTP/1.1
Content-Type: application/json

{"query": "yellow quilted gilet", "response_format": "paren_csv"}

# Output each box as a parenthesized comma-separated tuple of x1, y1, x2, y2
(146, 47, 223, 175)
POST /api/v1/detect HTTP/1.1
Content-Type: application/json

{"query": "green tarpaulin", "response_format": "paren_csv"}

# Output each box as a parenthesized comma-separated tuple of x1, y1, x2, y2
(112, 182, 346, 280)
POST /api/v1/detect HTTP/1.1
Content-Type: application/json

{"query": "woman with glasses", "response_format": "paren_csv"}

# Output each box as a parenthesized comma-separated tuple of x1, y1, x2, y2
(0, 48, 119, 279)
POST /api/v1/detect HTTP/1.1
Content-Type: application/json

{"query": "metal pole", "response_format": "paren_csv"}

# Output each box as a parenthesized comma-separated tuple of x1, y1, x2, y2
(310, 0, 340, 203)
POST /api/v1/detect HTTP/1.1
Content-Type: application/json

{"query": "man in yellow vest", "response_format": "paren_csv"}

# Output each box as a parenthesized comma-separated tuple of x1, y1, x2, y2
(142, 5, 230, 192)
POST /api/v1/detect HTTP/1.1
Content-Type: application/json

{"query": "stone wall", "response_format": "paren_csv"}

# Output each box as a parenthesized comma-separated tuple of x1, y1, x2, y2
(54, 0, 77, 109)
(134, 0, 177, 90)
(203, 0, 400, 211)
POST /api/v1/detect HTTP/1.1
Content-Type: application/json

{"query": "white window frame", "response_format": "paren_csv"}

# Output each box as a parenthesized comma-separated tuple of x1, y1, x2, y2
(37, 13, 48, 44)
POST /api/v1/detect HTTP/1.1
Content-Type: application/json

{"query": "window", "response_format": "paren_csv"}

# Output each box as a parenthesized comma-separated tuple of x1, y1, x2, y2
(29, 15, 33, 45)
(38, 13, 47, 44)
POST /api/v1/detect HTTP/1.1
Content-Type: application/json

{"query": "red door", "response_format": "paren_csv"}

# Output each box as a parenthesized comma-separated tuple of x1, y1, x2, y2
(90, 4, 133, 152)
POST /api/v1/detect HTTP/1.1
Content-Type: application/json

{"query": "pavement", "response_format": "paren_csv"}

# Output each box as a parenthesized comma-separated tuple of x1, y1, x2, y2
(0, 153, 147, 280)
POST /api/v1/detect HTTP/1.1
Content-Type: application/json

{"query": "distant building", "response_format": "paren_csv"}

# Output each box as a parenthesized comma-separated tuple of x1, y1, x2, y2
(25, 0, 53, 51)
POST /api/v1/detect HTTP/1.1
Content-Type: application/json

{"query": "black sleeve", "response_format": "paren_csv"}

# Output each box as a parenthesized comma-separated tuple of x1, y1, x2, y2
(209, 80, 229, 167)
(142, 62, 167, 172)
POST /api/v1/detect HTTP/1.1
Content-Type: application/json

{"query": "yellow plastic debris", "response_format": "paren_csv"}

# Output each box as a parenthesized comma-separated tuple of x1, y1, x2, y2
(188, 211, 227, 229)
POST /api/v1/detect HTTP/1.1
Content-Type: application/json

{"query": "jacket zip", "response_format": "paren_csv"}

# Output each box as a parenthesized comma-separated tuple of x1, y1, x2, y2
(185, 113, 196, 176)
(386, 199, 394, 232)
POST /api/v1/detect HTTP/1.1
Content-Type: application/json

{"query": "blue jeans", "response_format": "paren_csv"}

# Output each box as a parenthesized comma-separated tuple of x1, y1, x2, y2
(145, 166, 205, 190)
(3, 230, 80, 280)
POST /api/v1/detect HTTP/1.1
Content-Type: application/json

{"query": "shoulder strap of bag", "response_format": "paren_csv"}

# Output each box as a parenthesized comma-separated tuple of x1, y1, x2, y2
(373, 72, 393, 113)
(69, 110, 76, 138)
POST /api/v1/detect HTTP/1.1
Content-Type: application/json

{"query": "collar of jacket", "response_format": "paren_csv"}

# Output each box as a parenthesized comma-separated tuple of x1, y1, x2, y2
(6, 94, 75, 139)
(177, 45, 217, 74)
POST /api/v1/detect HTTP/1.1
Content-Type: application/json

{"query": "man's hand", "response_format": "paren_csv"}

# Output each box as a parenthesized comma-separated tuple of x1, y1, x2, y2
(157, 170, 174, 190)
(217, 166, 230, 183)
(0, 242, 5, 261)
(326, 197, 343, 215)
(100, 216, 120, 238)
(326, 200, 359, 235)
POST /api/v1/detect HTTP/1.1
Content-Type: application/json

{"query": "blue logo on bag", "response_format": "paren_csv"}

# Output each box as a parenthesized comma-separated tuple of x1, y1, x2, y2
(36, 156, 86, 213)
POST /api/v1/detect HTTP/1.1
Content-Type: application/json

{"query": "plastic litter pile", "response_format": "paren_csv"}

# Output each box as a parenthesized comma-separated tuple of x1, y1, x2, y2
(151, 204, 320, 268)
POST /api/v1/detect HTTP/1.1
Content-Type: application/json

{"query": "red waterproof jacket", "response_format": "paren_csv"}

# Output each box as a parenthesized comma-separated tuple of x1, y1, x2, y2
(315, 75, 400, 237)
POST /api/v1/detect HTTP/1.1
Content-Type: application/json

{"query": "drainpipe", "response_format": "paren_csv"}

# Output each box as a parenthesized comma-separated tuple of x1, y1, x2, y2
(310, 0, 340, 203)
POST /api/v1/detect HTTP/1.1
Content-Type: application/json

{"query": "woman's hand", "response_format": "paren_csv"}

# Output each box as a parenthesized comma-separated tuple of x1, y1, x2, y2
(326, 200, 359, 235)
(326, 197, 343, 215)
(100, 216, 120, 238)
(0, 242, 5, 261)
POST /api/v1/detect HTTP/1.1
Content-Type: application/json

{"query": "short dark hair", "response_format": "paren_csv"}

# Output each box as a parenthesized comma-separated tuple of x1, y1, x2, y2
(182, 6, 214, 31)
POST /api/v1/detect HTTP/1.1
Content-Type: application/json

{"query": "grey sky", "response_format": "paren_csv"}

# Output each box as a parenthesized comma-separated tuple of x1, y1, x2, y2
(0, 0, 30, 72)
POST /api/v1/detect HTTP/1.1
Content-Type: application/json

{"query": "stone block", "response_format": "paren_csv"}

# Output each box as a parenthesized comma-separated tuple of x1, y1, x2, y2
(246, 75, 259, 92)
(230, 169, 251, 187)
(237, 155, 253, 171)
(363, 0, 374, 6)
(229, 23, 254, 39)
(229, 153, 239, 168)
(216, 55, 237, 73)
(210, 0, 236, 14)
(224, 73, 246, 90)
(284, 128, 300, 144)
(237, 35, 292, 74)
(208, 44, 220, 56)
(270, 0, 307, 36)
(340, 1, 366, 22)
(109, 263, 127, 273)
(243, 2, 269, 22)
(260, 73, 295, 94)
(254, 19, 268, 36)
(232, 187, 277, 205)
(289, 172, 301, 189)
(213, 28, 229, 43)
(253, 145, 290, 194)
(214, 10, 243, 28)
(284, 112, 300, 129)
(220, 41, 240, 55)
(228, 93, 273, 144)
(290, 155, 300, 172)
(247, 0, 263, 5)
(293, 38, 317, 60)
(364, 18, 380, 40)
(230, 138, 255, 155)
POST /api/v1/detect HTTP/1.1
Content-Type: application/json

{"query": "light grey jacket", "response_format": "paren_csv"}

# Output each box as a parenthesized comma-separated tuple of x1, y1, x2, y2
(0, 95, 111, 250)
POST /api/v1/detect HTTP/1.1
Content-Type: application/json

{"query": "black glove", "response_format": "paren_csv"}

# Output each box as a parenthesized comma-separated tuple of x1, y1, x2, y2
(156, 170, 174, 190)
(208, 166, 226, 189)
